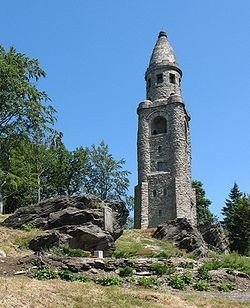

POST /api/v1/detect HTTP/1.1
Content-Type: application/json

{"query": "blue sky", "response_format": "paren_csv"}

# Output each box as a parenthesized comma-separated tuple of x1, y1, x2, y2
(1, 1, 250, 218)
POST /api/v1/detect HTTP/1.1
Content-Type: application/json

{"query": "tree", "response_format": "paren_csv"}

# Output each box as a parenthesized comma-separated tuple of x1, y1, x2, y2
(0, 45, 58, 212)
(192, 180, 214, 225)
(222, 183, 250, 255)
(0, 46, 56, 138)
(84, 141, 130, 200)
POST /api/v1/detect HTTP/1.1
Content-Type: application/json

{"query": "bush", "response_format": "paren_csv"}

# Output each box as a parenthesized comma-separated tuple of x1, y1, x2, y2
(218, 282, 236, 292)
(35, 268, 59, 280)
(95, 276, 122, 286)
(137, 276, 162, 288)
(150, 262, 175, 275)
(169, 274, 187, 290)
(198, 267, 212, 281)
(118, 266, 134, 277)
(21, 222, 37, 232)
(182, 272, 192, 285)
(194, 280, 210, 291)
(58, 269, 89, 282)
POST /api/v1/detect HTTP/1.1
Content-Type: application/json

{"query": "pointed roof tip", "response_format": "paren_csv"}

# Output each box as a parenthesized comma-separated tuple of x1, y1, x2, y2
(149, 31, 178, 67)
(158, 31, 167, 38)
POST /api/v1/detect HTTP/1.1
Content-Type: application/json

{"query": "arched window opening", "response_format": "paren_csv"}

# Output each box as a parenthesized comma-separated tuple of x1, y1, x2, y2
(163, 188, 167, 196)
(151, 116, 167, 135)
(153, 190, 157, 197)
(158, 210, 162, 217)
(158, 145, 162, 153)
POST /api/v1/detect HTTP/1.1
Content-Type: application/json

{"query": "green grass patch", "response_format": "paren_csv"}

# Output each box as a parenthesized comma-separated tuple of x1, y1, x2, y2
(194, 279, 210, 291)
(113, 229, 191, 258)
(51, 244, 91, 257)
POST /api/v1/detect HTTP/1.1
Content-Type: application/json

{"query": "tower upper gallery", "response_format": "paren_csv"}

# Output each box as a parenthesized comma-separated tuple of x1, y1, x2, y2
(145, 31, 183, 102)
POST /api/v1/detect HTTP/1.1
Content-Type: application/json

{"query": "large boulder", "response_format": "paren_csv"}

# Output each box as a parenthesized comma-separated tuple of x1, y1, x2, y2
(153, 218, 208, 257)
(198, 220, 229, 253)
(2, 195, 129, 254)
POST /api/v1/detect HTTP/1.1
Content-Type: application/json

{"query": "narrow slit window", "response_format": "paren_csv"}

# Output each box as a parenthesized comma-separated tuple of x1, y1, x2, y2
(159, 210, 162, 217)
(169, 73, 176, 84)
(156, 73, 163, 84)
(147, 78, 151, 88)
(158, 145, 162, 153)
(163, 188, 167, 196)
(153, 190, 157, 197)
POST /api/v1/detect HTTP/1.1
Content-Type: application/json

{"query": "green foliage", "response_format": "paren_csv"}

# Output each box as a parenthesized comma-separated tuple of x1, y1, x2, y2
(149, 263, 175, 275)
(218, 281, 236, 292)
(192, 180, 214, 225)
(35, 268, 89, 282)
(57, 269, 89, 282)
(118, 266, 134, 277)
(52, 245, 91, 257)
(84, 141, 130, 200)
(113, 230, 190, 259)
(194, 280, 210, 291)
(21, 222, 36, 232)
(137, 277, 162, 288)
(169, 274, 188, 290)
(222, 183, 250, 256)
(182, 272, 192, 284)
(35, 268, 59, 280)
(95, 276, 122, 286)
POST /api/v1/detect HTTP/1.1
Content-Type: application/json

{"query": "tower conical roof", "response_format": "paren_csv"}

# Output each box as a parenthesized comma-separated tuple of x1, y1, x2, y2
(149, 31, 178, 67)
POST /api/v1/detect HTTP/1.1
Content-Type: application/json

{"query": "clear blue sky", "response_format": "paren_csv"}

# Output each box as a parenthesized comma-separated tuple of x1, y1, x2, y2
(1, 1, 250, 218)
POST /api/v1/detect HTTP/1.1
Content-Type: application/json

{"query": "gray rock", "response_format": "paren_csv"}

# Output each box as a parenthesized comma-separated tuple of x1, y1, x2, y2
(198, 220, 229, 253)
(153, 218, 208, 257)
(0, 248, 6, 257)
(2, 195, 128, 254)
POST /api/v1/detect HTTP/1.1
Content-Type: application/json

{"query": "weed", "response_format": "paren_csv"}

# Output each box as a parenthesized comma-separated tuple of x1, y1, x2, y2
(95, 276, 122, 286)
(137, 276, 162, 288)
(58, 269, 89, 282)
(52, 245, 91, 257)
(118, 266, 134, 277)
(21, 222, 36, 232)
(169, 274, 187, 290)
(218, 281, 236, 292)
(182, 272, 192, 285)
(150, 262, 175, 275)
(35, 268, 59, 280)
(194, 280, 210, 291)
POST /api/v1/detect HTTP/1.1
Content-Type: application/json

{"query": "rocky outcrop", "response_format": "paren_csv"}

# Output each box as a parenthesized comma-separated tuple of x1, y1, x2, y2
(153, 218, 208, 257)
(153, 218, 229, 257)
(198, 220, 229, 253)
(2, 195, 129, 254)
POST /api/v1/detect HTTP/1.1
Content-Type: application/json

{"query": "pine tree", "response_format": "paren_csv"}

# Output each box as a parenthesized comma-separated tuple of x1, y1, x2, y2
(222, 183, 250, 255)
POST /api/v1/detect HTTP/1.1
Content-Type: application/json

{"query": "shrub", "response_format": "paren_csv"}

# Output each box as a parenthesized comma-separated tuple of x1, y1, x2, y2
(169, 274, 187, 290)
(118, 266, 134, 277)
(35, 268, 59, 280)
(182, 272, 192, 285)
(198, 267, 212, 281)
(194, 280, 210, 291)
(150, 262, 175, 275)
(137, 276, 162, 288)
(58, 269, 89, 282)
(95, 276, 122, 286)
(218, 282, 236, 292)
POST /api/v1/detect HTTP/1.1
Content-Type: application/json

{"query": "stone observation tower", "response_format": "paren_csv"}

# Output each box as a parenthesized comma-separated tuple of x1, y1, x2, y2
(134, 31, 196, 228)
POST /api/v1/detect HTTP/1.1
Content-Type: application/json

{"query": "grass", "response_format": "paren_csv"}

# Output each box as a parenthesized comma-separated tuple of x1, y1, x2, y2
(0, 276, 194, 308)
(0, 223, 42, 257)
(199, 252, 250, 276)
(0, 276, 249, 308)
(113, 229, 191, 258)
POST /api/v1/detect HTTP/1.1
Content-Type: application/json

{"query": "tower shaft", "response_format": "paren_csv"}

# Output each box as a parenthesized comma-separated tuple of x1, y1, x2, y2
(134, 32, 196, 228)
